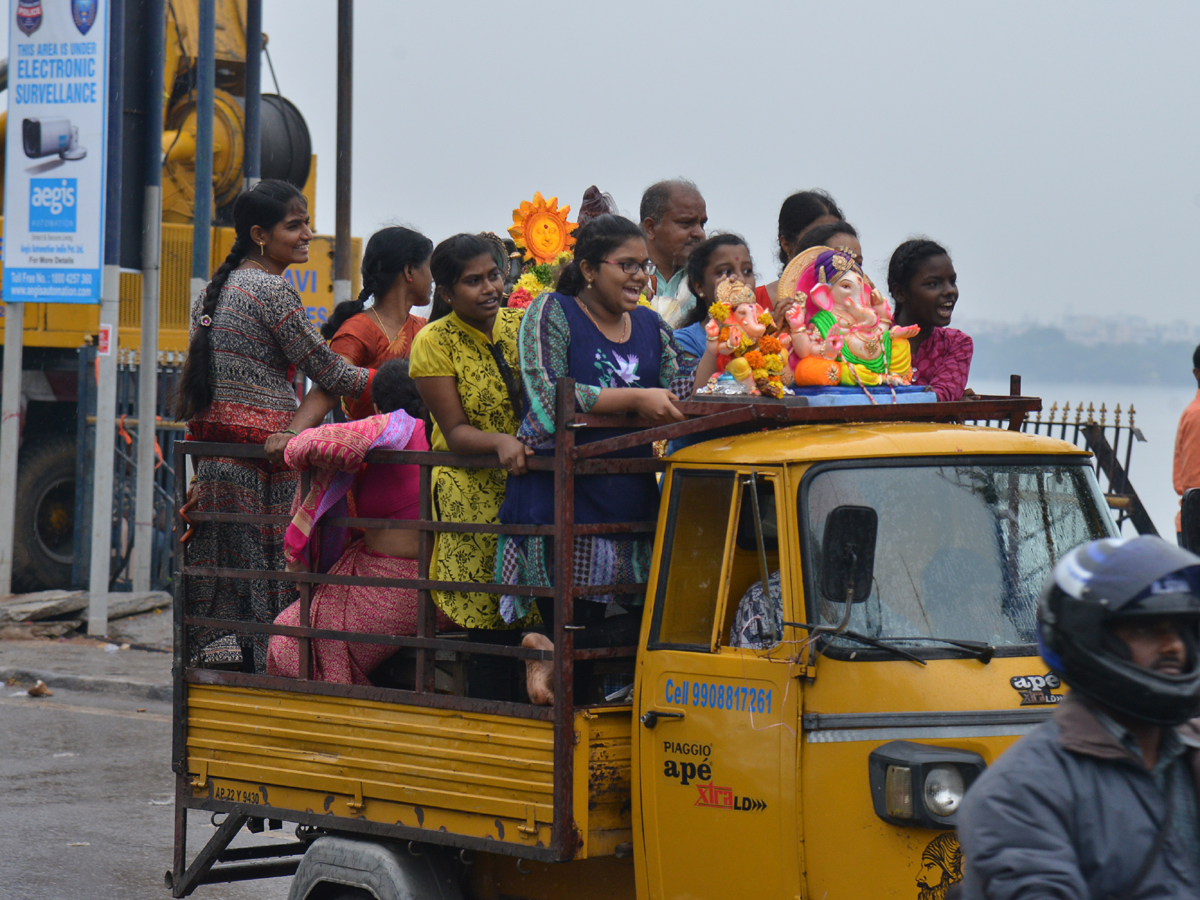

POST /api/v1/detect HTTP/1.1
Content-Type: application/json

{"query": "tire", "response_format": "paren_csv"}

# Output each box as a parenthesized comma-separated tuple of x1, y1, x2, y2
(288, 836, 463, 900)
(13, 436, 77, 592)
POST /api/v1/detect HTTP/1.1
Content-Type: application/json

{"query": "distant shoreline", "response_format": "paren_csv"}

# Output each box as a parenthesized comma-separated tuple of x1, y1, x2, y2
(967, 328, 1195, 387)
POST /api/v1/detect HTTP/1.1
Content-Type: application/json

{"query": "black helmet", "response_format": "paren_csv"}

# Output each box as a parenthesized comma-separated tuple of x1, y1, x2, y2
(1038, 536, 1200, 726)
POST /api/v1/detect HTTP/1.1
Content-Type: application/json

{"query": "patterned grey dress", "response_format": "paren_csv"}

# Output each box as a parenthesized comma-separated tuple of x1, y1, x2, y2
(186, 269, 369, 670)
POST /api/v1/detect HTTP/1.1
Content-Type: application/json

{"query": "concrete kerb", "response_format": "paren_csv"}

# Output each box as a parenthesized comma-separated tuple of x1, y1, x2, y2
(0, 666, 172, 702)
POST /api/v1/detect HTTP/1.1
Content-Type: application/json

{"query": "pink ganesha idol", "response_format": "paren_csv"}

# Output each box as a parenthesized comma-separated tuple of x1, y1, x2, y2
(779, 247, 919, 388)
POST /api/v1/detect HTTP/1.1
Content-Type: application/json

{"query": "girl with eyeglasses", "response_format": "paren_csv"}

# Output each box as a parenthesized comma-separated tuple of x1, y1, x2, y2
(409, 234, 536, 701)
(495, 214, 716, 705)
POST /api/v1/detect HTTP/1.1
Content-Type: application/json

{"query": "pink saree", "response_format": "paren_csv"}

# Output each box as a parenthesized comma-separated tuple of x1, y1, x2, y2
(267, 412, 452, 685)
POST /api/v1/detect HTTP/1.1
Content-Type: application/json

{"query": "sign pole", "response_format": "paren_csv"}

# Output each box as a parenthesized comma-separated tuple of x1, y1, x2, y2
(0, 302, 24, 596)
(88, 0, 124, 634)
(132, 0, 165, 593)
(243, 0, 262, 191)
(190, 0, 214, 302)
(332, 0, 352, 306)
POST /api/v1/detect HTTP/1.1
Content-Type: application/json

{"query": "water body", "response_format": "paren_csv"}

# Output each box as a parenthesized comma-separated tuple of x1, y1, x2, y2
(973, 377, 1194, 538)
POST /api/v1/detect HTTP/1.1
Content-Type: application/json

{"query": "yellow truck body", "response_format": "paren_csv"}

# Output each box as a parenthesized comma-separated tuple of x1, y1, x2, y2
(176, 416, 1115, 899)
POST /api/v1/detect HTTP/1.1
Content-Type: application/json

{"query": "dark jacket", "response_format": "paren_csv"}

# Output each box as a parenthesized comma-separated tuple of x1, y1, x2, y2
(958, 692, 1200, 900)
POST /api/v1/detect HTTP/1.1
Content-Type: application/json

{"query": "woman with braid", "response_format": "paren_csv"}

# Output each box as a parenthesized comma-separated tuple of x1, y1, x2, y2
(323, 226, 433, 420)
(176, 180, 372, 671)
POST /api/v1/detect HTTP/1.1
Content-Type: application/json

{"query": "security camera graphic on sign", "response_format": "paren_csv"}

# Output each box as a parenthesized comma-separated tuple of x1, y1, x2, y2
(23, 117, 87, 161)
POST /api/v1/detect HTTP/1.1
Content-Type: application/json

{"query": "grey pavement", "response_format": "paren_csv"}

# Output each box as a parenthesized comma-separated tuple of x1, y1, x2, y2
(0, 683, 291, 900)
(0, 627, 173, 702)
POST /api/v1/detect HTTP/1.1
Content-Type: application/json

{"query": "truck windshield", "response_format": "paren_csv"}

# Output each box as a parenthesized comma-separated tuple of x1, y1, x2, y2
(800, 459, 1117, 654)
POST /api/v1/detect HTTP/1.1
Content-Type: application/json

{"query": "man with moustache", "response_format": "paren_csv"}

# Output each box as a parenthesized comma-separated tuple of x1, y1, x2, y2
(640, 179, 707, 328)
(916, 833, 963, 900)
(958, 536, 1200, 899)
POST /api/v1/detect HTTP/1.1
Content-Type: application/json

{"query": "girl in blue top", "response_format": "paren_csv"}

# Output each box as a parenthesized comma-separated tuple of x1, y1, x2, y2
(497, 215, 715, 703)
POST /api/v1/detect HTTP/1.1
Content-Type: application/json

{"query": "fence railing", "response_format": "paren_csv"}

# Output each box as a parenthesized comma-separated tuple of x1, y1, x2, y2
(73, 346, 185, 591)
(968, 396, 1152, 534)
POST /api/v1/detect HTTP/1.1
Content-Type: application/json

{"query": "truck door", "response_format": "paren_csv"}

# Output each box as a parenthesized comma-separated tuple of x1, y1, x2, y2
(634, 468, 797, 900)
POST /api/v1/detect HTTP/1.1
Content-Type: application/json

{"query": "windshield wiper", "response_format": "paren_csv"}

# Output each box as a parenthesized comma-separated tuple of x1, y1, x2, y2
(884, 636, 995, 663)
(783, 622, 926, 665)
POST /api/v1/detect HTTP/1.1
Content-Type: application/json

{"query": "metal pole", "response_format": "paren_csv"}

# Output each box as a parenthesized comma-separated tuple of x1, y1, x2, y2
(243, 0, 263, 190)
(332, 0, 353, 305)
(190, 0, 216, 301)
(89, 0, 126, 634)
(132, 0, 167, 592)
(0, 302, 25, 596)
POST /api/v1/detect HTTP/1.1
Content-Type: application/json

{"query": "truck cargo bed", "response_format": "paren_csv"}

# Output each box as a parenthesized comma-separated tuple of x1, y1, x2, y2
(183, 683, 632, 860)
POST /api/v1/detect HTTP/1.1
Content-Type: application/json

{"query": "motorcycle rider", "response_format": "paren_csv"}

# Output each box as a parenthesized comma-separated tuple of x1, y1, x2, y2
(958, 536, 1200, 899)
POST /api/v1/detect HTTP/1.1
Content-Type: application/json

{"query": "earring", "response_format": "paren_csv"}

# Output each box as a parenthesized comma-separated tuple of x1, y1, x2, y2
(257, 240, 265, 256)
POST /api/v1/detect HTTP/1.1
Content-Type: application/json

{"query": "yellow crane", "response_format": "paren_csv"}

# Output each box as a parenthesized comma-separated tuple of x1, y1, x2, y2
(0, 0, 357, 591)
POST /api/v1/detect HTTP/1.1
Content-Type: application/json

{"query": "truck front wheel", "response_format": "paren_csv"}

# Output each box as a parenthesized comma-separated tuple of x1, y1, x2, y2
(13, 437, 77, 592)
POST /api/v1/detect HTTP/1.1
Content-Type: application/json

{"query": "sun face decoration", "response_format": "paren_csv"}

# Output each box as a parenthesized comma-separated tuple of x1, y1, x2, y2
(509, 192, 577, 264)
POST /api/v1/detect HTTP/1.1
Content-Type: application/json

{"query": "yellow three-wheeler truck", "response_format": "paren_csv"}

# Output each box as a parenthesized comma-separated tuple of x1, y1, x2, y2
(169, 382, 1118, 899)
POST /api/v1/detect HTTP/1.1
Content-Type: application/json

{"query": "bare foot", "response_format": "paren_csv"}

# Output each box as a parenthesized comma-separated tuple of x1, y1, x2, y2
(522, 632, 555, 706)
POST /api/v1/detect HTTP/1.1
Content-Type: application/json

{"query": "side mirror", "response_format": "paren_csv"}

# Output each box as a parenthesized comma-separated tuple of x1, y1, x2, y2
(1183, 489, 1200, 553)
(820, 505, 878, 603)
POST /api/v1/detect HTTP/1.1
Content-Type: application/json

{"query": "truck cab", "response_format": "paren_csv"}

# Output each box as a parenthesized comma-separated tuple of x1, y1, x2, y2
(169, 390, 1117, 899)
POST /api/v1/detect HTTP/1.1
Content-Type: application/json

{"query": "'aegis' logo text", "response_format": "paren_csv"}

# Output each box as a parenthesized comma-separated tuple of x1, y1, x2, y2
(29, 178, 77, 232)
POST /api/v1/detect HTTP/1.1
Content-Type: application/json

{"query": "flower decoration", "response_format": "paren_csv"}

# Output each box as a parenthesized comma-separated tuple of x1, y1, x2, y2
(709, 302, 730, 323)
(759, 334, 782, 354)
(504, 239, 574, 310)
(507, 288, 536, 310)
(514, 271, 547, 297)
(509, 192, 578, 264)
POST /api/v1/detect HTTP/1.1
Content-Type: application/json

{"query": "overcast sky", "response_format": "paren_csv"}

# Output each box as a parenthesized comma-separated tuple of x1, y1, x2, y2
(1, 1, 1172, 327)
(254, 0, 1199, 327)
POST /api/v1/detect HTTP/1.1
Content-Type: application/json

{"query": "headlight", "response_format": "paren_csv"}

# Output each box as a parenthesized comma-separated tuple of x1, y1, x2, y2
(923, 766, 965, 817)
(868, 741, 985, 829)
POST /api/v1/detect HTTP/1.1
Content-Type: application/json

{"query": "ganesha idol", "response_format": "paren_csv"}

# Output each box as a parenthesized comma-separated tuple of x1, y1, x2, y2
(701, 279, 786, 397)
(779, 247, 919, 388)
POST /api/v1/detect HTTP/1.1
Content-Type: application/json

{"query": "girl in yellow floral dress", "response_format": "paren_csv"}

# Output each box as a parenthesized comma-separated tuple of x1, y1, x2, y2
(410, 233, 533, 700)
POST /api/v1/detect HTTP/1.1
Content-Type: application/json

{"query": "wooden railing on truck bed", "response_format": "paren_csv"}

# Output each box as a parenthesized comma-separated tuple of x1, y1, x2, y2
(168, 379, 1042, 895)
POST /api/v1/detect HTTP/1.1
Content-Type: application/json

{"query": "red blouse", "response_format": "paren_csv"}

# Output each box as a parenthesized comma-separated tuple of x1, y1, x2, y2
(329, 311, 427, 419)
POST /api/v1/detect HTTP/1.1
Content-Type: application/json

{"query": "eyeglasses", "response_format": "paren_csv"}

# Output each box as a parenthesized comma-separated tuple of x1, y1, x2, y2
(602, 259, 656, 276)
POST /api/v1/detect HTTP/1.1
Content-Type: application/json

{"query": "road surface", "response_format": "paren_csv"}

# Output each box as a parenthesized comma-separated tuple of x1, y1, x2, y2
(0, 683, 291, 900)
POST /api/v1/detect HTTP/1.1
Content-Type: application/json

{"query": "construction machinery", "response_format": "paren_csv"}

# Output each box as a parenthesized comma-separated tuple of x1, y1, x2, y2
(0, 0, 357, 591)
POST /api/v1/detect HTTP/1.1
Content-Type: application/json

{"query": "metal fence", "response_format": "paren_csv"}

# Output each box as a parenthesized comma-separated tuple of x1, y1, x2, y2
(968, 398, 1152, 534)
(74, 345, 185, 591)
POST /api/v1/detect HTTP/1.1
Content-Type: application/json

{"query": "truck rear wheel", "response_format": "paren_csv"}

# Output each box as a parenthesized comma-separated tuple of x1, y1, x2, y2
(288, 836, 463, 900)
(13, 437, 77, 592)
